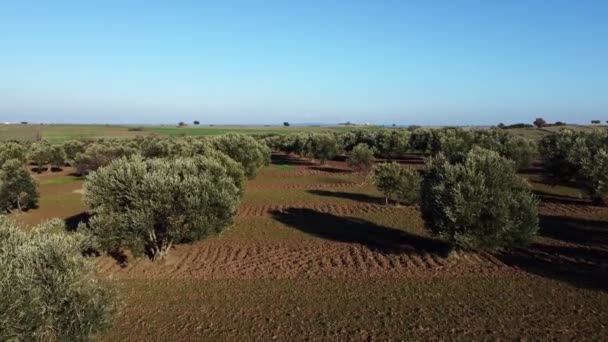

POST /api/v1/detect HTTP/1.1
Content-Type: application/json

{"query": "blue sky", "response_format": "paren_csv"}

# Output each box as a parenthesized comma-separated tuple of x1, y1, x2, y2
(0, 1, 606, 125)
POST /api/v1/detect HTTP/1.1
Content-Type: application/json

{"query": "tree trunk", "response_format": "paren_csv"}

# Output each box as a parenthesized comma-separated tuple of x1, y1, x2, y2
(16, 194, 22, 211)
(385, 196, 389, 206)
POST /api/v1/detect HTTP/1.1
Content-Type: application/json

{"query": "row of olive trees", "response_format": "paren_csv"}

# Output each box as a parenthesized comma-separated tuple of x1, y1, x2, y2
(262, 127, 537, 170)
(0, 133, 272, 339)
(368, 147, 539, 250)
(540, 129, 608, 204)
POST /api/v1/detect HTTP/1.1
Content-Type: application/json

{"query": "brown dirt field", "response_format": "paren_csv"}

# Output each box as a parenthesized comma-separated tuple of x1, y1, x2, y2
(9, 152, 608, 340)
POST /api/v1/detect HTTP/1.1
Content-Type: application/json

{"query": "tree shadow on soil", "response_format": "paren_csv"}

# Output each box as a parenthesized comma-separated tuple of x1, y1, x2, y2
(497, 215, 608, 291)
(64, 211, 92, 231)
(309, 166, 352, 174)
(532, 190, 597, 206)
(271, 208, 451, 255)
(307, 190, 384, 205)
(271, 153, 314, 166)
(64, 211, 130, 267)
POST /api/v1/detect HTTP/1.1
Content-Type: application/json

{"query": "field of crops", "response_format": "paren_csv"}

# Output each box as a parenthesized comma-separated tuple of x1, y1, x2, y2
(0, 124, 364, 143)
(10, 152, 608, 340)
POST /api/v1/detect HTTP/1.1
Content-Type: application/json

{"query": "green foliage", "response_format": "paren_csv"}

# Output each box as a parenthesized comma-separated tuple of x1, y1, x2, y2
(540, 129, 608, 204)
(409, 128, 433, 152)
(0, 159, 38, 212)
(84, 155, 241, 260)
(73, 142, 138, 175)
(475, 129, 537, 169)
(304, 133, 342, 164)
(579, 149, 608, 204)
(0, 217, 117, 341)
(539, 129, 580, 181)
(374, 129, 410, 160)
(421, 148, 539, 250)
(347, 143, 374, 171)
(430, 128, 474, 158)
(28, 141, 52, 172)
(213, 133, 271, 178)
(62, 140, 86, 164)
(47, 144, 66, 170)
(371, 162, 421, 205)
(0, 142, 27, 166)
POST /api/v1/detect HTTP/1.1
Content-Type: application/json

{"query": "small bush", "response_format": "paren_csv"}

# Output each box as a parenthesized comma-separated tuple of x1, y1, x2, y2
(0, 217, 117, 340)
(421, 147, 539, 250)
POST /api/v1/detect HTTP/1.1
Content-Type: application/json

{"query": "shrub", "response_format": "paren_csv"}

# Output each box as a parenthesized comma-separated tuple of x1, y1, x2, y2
(0, 159, 38, 212)
(213, 133, 271, 178)
(0, 217, 116, 340)
(371, 162, 421, 205)
(84, 155, 241, 260)
(304, 133, 342, 164)
(420, 148, 538, 250)
(347, 143, 374, 171)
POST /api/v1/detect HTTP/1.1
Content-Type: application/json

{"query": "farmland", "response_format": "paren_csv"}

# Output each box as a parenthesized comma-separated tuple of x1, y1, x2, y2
(7, 136, 608, 340)
(0, 124, 363, 143)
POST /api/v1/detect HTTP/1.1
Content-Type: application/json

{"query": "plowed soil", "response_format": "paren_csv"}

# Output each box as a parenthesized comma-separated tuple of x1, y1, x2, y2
(12, 153, 608, 340)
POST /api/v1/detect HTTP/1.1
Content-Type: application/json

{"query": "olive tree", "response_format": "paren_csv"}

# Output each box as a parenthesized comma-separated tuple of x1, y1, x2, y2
(374, 129, 409, 160)
(0, 217, 117, 341)
(304, 133, 342, 164)
(420, 147, 538, 250)
(28, 141, 51, 173)
(0, 159, 38, 212)
(73, 143, 138, 175)
(579, 149, 608, 205)
(47, 144, 66, 171)
(371, 162, 421, 205)
(347, 143, 374, 171)
(84, 155, 242, 260)
(0, 142, 27, 166)
(62, 140, 86, 165)
(213, 133, 271, 178)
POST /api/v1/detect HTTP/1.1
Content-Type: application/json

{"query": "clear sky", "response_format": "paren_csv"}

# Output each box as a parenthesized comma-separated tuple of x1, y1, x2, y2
(0, 1, 606, 125)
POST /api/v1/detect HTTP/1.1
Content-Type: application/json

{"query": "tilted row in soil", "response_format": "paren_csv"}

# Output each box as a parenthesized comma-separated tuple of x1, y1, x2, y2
(97, 240, 509, 281)
(237, 202, 414, 218)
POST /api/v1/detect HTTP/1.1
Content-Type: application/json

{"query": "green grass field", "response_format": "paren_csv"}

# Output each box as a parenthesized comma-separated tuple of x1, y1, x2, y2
(6, 123, 606, 143)
(0, 124, 372, 143)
